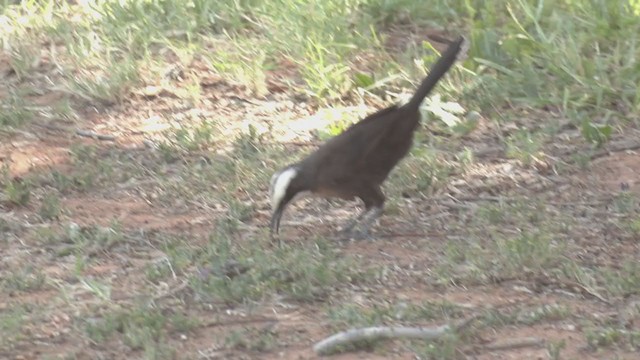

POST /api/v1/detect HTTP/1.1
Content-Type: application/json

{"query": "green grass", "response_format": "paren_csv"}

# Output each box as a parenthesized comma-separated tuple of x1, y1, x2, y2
(3, 0, 639, 140)
(41, 221, 126, 259)
(82, 304, 179, 358)
(2, 266, 48, 293)
(0, 304, 28, 349)
(436, 199, 571, 284)
(585, 325, 640, 351)
(191, 225, 369, 303)
(327, 300, 465, 329)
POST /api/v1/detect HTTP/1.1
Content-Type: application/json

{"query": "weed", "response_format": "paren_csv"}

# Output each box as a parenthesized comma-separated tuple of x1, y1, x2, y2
(168, 313, 200, 334)
(505, 129, 544, 166)
(145, 236, 196, 283)
(410, 332, 462, 360)
(390, 146, 452, 197)
(47, 222, 125, 258)
(479, 304, 571, 329)
(628, 217, 640, 236)
(81, 278, 111, 302)
(1, 175, 31, 207)
(584, 326, 640, 351)
(45, 145, 145, 193)
(191, 228, 366, 304)
(612, 191, 636, 214)
(84, 304, 175, 357)
(165, 118, 218, 152)
(581, 120, 612, 148)
(233, 124, 262, 157)
(547, 339, 566, 360)
(327, 300, 464, 329)
(145, 261, 174, 284)
(39, 192, 62, 220)
(517, 304, 571, 325)
(69, 57, 141, 104)
(603, 261, 640, 297)
(225, 326, 278, 352)
(2, 266, 47, 292)
(0, 305, 27, 348)
(205, 37, 269, 96)
(0, 91, 35, 129)
(437, 201, 567, 284)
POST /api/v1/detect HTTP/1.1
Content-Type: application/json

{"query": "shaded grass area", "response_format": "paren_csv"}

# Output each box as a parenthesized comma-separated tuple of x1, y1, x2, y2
(2, 1, 639, 120)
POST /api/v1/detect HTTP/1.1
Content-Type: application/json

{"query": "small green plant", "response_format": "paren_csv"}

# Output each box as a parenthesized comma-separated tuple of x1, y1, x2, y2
(168, 313, 200, 334)
(233, 124, 262, 157)
(603, 261, 640, 297)
(438, 228, 564, 284)
(2, 266, 47, 292)
(585, 326, 626, 350)
(2, 177, 31, 206)
(0, 92, 35, 128)
(224, 327, 278, 352)
(52, 222, 125, 258)
(410, 332, 462, 360)
(547, 339, 566, 360)
(581, 120, 612, 148)
(69, 57, 141, 104)
(39, 192, 62, 220)
(628, 217, 640, 235)
(144, 239, 194, 283)
(390, 146, 452, 197)
(505, 130, 544, 166)
(517, 304, 571, 325)
(327, 300, 464, 329)
(191, 230, 367, 304)
(296, 39, 352, 101)
(145, 261, 175, 284)
(612, 192, 636, 214)
(7, 40, 41, 79)
(84, 304, 172, 357)
(0, 305, 27, 348)
(169, 119, 217, 152)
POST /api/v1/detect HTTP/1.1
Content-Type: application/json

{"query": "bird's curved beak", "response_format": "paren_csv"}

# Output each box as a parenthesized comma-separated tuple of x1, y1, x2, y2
(270, 203, 284, 236)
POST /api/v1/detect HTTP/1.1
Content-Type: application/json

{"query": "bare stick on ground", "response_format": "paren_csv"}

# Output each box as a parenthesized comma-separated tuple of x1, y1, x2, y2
(313, 315, 478, 355)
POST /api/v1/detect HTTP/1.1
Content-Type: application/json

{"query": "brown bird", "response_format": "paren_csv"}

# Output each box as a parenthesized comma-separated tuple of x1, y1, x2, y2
(269, 36, 466, 240)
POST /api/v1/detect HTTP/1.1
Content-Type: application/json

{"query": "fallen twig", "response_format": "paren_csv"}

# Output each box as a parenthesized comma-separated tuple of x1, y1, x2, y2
(313, 315, 478, 355)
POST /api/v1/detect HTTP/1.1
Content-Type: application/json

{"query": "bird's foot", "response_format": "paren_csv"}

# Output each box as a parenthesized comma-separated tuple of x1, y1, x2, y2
(350, 227, 374, 241)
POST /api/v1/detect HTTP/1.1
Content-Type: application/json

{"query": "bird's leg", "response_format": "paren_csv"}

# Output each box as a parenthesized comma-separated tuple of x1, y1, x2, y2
(338, 207, 370, 234)
(350, 206, 383, 240)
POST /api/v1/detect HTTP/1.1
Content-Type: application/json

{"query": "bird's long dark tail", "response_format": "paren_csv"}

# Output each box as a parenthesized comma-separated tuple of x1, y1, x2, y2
(404, 36, 466, 112)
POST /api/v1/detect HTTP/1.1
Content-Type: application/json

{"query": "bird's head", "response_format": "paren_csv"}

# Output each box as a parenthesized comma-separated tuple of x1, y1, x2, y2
(269, 165, 304, 235)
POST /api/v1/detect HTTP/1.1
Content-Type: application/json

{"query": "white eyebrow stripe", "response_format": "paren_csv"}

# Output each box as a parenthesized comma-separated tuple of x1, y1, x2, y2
(270, 167, 298, 210)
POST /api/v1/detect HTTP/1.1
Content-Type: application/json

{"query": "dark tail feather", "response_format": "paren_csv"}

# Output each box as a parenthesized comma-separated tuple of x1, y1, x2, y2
(404, 36, 466, 112)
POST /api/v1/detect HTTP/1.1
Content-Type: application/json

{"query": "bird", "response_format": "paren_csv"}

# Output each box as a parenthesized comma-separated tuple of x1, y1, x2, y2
(269, 35, 466, 241)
